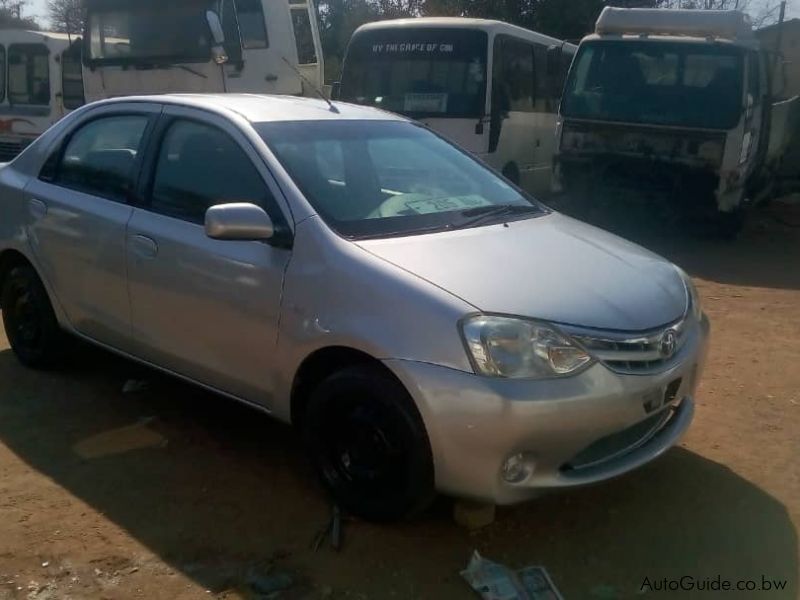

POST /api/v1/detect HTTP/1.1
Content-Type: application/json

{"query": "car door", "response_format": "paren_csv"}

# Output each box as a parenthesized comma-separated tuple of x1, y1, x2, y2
(24, 104, 159, 350)
(126, 107, 292, 407)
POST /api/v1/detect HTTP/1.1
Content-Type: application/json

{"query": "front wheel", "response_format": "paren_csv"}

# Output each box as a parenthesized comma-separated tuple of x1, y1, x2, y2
(1, 265, 64, 368)
(302, 365, 435, 521)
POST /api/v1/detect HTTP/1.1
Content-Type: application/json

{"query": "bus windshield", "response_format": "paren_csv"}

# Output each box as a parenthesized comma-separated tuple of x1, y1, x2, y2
(87, 0, 214, 64)
(340, 28, 488, 119)
(561, 40, 744, 130)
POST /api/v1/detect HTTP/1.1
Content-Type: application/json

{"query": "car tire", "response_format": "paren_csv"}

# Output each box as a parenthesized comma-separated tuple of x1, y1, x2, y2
(302, 365, 436, 521)
(1, 265, 64, 368)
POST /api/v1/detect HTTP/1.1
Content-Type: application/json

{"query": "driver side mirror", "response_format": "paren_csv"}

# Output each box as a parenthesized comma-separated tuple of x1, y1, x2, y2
(205, 203, 274, 241)
(330, 81, 341, 100)
(205, 10, 229, 65)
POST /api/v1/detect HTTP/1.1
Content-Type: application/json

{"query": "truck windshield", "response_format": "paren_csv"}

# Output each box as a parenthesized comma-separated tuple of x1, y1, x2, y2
(87, 0, 213, 64)
(340, 29, 488, 119)
(562, 40, 744, 130)
(257, 120, 542, 239)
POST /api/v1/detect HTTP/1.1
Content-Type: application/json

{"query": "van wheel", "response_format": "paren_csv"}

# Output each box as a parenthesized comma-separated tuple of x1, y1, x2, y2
(302, 365, 435, 521)
(1, 266, 63, 368)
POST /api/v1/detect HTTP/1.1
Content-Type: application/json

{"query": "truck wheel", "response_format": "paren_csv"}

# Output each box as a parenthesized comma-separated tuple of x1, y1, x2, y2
(302, 365, 435, 521)
(1, 265, 64, 368)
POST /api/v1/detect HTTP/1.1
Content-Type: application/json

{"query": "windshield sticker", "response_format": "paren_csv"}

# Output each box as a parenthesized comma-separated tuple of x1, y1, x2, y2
(404, 93, 448, 113)
(371, 42, 455, 54)
(404, 195, 492, 214)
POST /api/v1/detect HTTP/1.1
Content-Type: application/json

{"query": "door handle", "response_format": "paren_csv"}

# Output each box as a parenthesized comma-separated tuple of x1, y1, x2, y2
(130, 234, 158, 259)
(29, 198, 47, 220)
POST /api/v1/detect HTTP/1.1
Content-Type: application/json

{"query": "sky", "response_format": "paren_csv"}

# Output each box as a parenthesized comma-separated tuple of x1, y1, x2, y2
(21, 0, 800, 27)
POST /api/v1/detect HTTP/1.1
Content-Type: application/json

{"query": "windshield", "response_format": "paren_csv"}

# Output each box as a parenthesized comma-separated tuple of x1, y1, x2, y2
(340, 29, 488, 119)
(257, 120, 543, 239)
(87, 0, 213, 64)
(562, 40, 744, 130)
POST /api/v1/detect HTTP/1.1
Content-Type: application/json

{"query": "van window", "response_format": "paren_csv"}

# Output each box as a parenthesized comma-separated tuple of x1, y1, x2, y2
(8, 44, 50, 106)
(290, 7, 316, 64)
(493, 36, 535, 113)
(235, 0, 269, 49)
(62, 45, 85, 110)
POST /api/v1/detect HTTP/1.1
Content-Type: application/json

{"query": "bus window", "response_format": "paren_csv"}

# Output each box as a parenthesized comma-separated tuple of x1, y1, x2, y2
(62, 43, 85, 109)
(8, 44, 50, 106)
(290, 6, 316, 64)
(0, 46, 5, 103)
(236, 0, 269, 49)
(493, 36, 535, 113)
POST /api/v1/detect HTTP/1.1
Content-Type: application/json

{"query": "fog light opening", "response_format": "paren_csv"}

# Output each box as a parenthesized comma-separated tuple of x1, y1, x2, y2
(502, 453, 536, 484)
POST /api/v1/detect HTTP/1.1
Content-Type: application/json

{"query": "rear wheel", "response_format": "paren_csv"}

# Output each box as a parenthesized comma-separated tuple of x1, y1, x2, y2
(1, 265, 63, 368)
(302, 365, 435, 521)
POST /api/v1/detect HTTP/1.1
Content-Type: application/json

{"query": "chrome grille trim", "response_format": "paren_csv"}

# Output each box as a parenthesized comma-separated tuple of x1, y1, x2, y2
(562, 315, 693, 375)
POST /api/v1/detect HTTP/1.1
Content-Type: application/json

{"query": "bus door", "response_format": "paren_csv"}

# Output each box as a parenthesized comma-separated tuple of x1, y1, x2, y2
(490, 35, 538, 191)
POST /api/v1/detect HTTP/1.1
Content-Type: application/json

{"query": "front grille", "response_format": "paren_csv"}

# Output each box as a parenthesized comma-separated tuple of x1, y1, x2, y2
(562, 402, 682, 472)
(564, 315, 692, 375)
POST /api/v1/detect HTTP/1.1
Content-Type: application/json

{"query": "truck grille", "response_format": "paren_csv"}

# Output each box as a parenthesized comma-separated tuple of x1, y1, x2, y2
(563, 315, 692, 375)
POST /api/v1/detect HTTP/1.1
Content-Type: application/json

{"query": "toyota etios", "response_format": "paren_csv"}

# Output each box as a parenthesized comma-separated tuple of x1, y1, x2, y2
(0, 95, 709, 520)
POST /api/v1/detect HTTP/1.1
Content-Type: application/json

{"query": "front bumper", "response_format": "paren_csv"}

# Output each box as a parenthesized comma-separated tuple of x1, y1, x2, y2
(385, 315, 709, 505)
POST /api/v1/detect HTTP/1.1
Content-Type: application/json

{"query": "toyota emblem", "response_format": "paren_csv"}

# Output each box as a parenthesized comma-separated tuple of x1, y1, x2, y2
(659, 329, 678, 358)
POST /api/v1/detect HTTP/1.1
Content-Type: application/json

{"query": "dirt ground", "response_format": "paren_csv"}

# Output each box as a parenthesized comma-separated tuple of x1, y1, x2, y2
(0, 200, 799, 600)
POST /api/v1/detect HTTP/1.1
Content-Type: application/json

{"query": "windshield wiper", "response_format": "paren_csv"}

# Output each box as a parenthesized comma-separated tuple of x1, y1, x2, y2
(452, 204, 540, 229)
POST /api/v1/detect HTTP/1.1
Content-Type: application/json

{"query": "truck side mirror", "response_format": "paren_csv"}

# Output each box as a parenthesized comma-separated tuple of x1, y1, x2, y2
(330, 81, 341, 100)
(205, 10, 229, 64)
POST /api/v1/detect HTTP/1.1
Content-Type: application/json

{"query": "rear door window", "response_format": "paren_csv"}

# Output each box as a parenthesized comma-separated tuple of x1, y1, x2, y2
(54, 115, 150, 202)
(8, 43, 50, 106)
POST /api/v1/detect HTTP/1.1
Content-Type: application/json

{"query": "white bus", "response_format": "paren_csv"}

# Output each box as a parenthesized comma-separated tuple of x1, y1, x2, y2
(0, 30, 84, 161)
(337, 18, 576, 195)
(82, 0, 324, 101)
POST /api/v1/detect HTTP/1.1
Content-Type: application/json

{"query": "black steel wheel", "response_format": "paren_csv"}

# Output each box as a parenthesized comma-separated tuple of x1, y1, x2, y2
(303, 365, 435, 521)
(1, 265, 63, 368)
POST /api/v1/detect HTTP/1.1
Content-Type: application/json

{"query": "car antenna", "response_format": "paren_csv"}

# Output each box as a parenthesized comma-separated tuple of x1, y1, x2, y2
(281, 56, 339, 113)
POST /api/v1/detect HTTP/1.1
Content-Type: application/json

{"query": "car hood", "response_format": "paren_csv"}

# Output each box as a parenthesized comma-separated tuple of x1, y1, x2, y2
(355, 213, 687, 331)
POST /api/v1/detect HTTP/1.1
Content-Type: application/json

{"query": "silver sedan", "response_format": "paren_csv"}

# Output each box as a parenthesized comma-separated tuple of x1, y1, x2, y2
(0, 94, 709, 520)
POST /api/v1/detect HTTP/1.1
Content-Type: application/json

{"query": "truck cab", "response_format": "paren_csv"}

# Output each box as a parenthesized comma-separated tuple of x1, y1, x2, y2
(554, 8, 773, 233)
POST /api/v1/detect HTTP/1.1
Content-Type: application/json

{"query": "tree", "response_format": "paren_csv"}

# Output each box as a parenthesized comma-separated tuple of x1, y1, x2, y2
(47, 0, 84, 34)
(0, 0, 39, 29)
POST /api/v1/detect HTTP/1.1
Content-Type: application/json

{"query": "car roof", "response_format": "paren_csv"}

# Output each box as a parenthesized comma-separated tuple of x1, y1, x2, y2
(92, 94, 408, 124)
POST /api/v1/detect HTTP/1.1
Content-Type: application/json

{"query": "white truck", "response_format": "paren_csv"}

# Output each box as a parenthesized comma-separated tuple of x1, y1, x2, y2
(554, 7, 800, 236)
(0, 30, 85, 161)
(81, 0, 325, 101)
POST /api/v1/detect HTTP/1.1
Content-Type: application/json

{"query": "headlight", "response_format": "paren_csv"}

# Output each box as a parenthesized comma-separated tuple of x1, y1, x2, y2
(461, 315, 593, 379)
(677, 268, 702, 320)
